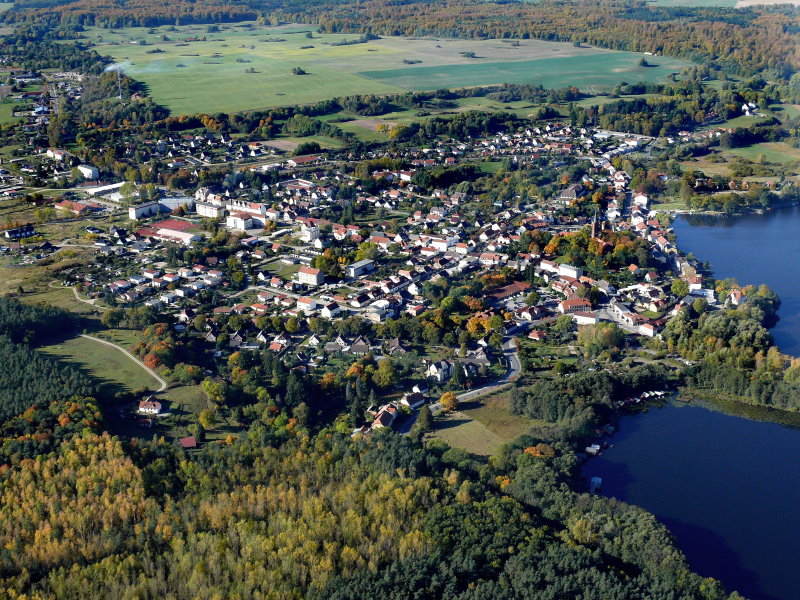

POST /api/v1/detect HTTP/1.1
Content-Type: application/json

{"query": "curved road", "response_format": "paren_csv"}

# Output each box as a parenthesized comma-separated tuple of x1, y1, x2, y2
(457, 337, 521, 402)
(399, 337, 521, 434)
(48, 281, 107, 311)
(79, 333, 167, 392)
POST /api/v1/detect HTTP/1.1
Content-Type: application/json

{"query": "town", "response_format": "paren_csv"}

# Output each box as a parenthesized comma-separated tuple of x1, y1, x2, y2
(1, 108, 752, 439)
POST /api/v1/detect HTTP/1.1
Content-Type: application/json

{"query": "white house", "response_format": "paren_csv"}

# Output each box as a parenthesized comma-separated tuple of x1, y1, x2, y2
(427, 360, 454, 382)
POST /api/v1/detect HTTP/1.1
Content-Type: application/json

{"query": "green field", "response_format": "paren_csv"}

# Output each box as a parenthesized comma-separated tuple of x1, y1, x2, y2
(430, 390, 541, 456)
(646, 0, 736, 6)
(360, 53, 694, 94)
(39, 335, 161, 398)
(431, 411, 506, 456)
(725, 142, 800, 164)
(85, 22, 695, 115)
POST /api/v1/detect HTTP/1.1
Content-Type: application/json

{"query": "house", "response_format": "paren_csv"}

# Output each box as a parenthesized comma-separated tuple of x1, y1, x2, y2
(427, 359, 454, 382)
(401, 392, 427, 410)
(572, 311, 599, 325)
(77, 164, 99, 179)
(558, 298, 592, 314)
(479, 253, 503, 266)
(371, 403, 399, 430)
(558, 183, 585, 202)
(287, 155, 322, 168)
(349, 336, 372, 356)
(3, 224, 36, 240)
(178, 436, 197, 449)
(297, 296, 317, 313)
(321, 301, 340, 319)
(138, 397, 162, 414)
(727, 289, 747, 306)
(297, 266, 324, 286)
(385, 337, 407, 356)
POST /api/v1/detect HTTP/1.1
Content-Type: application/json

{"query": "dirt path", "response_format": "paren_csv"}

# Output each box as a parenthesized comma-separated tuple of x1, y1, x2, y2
(79, 333, 167, 392)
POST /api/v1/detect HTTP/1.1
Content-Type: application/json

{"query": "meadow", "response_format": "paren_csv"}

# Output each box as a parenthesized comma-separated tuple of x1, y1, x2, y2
(39, 334, 161, 398)
(361, 53, 694, 94)
(430, 390, 543, 456)
(83, 21, 694, 115)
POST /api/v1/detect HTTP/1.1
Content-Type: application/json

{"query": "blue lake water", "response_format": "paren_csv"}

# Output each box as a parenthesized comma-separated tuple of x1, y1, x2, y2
(673, 207, 800, 356)
(589, 404, 800, 600)
(591, 209, 800, 599)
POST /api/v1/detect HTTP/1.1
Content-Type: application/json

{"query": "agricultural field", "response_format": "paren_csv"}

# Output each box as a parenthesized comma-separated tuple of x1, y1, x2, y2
(82, 21, 694, 115)
(725, 142, 800, 164)
(360, 52, 694, 94)
(646, 0, 736, 6)
(39, 334, 161, 399)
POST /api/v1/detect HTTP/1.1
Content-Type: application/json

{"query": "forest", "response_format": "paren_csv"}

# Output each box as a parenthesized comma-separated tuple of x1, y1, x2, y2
(0, 399, 742, 600)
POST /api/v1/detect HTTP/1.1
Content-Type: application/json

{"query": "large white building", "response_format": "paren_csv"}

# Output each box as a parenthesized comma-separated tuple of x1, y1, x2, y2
(128, 201, 160, 220)
(196, 201, 226, 219)
(297, 266, 324, 286)
(77, 165, 99, 179)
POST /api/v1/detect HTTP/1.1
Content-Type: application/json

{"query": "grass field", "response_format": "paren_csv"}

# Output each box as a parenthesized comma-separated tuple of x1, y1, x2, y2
(430, 390, 540, 456)
(39, 335, 161, 398)
(646, 0, 736, 6)
(430, 412, 506, 456)
(0, 100, 22, 124)
(361, 53, 693, 94)
(84, 21, 694, 115)
(725, 142, 800, 164)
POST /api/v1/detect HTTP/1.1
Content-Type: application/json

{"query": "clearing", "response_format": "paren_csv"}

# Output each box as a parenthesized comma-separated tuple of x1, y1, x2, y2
(39, 334, 162, 399)
(430, 390, 540, 456)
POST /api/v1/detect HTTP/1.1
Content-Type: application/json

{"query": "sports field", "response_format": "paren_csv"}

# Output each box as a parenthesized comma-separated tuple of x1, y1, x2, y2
(85, 22, 694, 115)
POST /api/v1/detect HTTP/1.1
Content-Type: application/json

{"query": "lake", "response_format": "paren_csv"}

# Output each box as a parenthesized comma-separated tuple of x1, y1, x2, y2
(673, 206, 800, 356)
(589, 403, 800, 600)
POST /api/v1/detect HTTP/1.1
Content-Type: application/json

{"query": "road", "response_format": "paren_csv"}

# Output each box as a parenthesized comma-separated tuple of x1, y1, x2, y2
(49, 281, 108, 311)
(399, 337, 521, 434)
(457, 337, 521, 402)
(79, 333, 167, 392)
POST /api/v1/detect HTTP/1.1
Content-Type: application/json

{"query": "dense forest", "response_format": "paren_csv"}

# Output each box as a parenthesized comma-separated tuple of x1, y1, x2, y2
(0, 296, 745, 599)
(0, 420, 743, 599)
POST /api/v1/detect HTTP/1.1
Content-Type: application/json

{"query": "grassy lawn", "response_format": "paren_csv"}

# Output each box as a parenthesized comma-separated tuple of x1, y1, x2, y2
(646, 0, 735, 6)
(479, 161, 506, 174)
(157, 385, 239, 443)
(458, 389, 540, 440)
(20, 286, 101, 315)
(39, 334, 161, 399)
(279, 135, 346, 150)
(430, 389, 543, 456)
(429, 411, 506, 457)
(652, 199, 688, 211)
(94, 328, 145, 348)
(263, 259, 301, 278)
(0, 100, 22, 125)
(0, 247, 97, 297)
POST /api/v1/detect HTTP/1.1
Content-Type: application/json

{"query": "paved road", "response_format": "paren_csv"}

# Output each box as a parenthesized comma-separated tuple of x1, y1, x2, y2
(79, 333, 167, 392)
(457, 337, 521, 402)
(400, 337, 521, 434)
